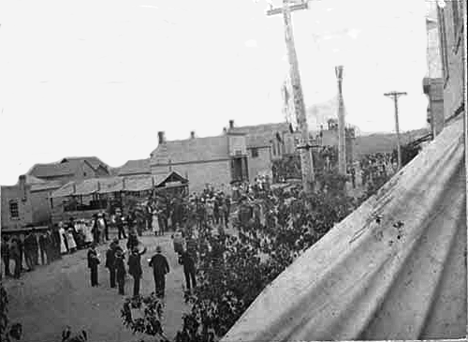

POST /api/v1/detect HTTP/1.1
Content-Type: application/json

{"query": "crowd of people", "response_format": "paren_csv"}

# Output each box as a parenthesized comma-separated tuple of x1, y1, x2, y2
(359, 152, 396, 190)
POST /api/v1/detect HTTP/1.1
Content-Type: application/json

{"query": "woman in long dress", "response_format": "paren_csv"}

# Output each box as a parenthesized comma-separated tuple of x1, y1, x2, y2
(58, 223, 68, 255)
(66, 227, 77, 253)
(152, 211, 160, 236)
(83, 220, 94, 246)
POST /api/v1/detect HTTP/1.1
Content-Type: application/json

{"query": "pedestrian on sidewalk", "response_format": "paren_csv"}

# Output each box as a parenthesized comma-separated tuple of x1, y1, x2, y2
(91, 215, 101, 245)
(2, 235, 11, 277)
(66, 227, 77, 254)
(58, 222, 68, 255)
(31, 230, 39, 266)
(24, 231, 35, 271)
(87, 244, 100, 287)
(128, 246, 147, 297)
(10, 236, 22, 279)
(148, 246, 170, 298)
(115, 209, 127, 240)
(38, 232, 48, 265)
(179, 249, 196, 293)
(115, 249, 126, 295)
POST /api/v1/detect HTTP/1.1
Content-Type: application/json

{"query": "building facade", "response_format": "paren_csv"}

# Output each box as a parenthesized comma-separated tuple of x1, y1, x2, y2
(1, 175, 61, 230)
(150, 130, 249, 193)
(312, 119, 356, 164)
(436, 0, 465, 124)
(227, 120, 298, 180)
(423, 0, 445, 137)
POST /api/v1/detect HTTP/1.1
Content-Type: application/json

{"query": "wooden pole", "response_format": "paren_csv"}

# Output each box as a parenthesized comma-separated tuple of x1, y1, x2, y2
(335, 65, 347, 175)
(268, 0, 314, 191)
(384, 91, 407, 171)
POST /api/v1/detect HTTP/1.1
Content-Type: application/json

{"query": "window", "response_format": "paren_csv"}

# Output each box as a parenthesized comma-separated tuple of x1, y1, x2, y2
(9, 200, 19, 218)
(437, 6, 450, 84)
(272, 142, 277, 156)
(251, 148, 259, 158)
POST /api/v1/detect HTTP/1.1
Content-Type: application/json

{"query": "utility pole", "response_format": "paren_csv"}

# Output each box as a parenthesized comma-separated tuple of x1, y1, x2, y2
(335, 65, 347, 175)
(267, 0, 315, 192)
(384, 91, 407, 171)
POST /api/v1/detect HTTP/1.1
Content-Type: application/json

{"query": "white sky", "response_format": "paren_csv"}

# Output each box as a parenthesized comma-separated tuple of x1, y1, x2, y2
(0, 0, 429, 185)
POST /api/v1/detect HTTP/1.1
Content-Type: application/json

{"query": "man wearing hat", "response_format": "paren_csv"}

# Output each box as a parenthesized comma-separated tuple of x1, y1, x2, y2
(115, 248, 126, 295)
(149, 246, 170, 298)
(128, 246, 147, 297)
(115, 208, 126, 240)
(105, 239, 119, 288)
(87, 243, 100, 287)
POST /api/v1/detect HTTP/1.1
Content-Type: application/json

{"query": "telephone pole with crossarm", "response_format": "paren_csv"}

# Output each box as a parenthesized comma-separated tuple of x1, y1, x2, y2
(384, 91, 407, 171)
(267, 0, 315, 192)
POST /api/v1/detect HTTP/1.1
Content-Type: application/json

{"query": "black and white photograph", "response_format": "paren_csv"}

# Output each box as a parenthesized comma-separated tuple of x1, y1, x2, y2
(0, 0, 466, 341)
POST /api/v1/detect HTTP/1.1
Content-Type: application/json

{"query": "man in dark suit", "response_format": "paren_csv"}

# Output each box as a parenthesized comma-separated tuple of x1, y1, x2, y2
(149, 246, 170, 298)
(105, 239, 118, 288)
(180, 249, 196, 293)
(128, 246, 147, 297)
(115, 249, 126, 295)
(87, 244, 100, 286)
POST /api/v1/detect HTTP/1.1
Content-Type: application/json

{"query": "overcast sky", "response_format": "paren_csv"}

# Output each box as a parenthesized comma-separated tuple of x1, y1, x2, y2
(0, 0, 429, 185)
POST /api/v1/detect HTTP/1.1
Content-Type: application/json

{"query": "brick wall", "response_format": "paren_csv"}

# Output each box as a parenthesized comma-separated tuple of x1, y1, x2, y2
(1, 185, 34, 230)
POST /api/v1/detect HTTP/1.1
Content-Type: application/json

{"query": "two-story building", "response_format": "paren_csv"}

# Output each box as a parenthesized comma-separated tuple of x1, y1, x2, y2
(150, 130, 249, 193)
(227, 120, 298, 180)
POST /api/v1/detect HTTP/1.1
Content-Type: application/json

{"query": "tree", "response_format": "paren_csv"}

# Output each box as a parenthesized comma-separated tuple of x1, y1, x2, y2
(173, 184, 356, 342)
(121, 293, 169, 342)
(0, 282, 22, 342)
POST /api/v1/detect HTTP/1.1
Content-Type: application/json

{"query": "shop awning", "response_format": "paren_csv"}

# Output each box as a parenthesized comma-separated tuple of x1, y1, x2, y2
(50, 171, 188, 198)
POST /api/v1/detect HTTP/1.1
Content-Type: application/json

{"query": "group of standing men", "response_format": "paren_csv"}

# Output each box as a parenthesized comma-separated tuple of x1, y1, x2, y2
(2, 228, 66, 279)
(87, 237, 174, 299)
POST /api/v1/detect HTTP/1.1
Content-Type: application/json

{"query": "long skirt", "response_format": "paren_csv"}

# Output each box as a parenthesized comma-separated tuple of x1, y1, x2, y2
(152, 215, 160, 234)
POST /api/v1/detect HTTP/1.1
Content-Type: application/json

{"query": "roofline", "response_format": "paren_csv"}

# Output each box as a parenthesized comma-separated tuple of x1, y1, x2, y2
(150, 157, 231, 167)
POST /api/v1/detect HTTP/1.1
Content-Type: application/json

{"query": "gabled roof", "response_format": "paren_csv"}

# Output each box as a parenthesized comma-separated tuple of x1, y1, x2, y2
(228, 122, 290, 148)
(60, 157, 109, 172)
(118, 159, 151, 176)
(28, 157, 109, 178)
(151, 135, 229, 165)
(28, 163, 76, 178)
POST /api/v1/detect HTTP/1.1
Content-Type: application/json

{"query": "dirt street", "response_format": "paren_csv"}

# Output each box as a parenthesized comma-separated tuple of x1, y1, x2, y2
(3, 232, 190, 342)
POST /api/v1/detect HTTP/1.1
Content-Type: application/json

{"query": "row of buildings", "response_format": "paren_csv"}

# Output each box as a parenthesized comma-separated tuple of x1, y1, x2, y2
(1, 119, 356, 231)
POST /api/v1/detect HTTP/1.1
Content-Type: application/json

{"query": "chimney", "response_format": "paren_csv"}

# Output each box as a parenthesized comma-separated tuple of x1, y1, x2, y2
(158, 131, 165, 144)
(19, 175, 27, 201)
(190, 131, 195, 139)
(229, 120, 234, 129)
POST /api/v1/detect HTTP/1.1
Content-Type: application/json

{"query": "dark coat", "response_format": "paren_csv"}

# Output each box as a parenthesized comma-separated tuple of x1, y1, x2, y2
(180, 251, 195, 272)
(105, 246, 116, 269)
(149, 253, 170, 277)
(87, 249, 99, 268)
(128, 248, 146, 278)
(115, 256, 126, 278)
